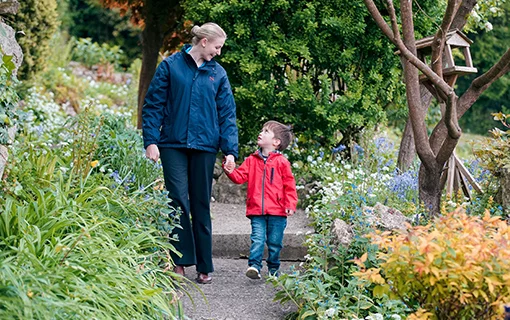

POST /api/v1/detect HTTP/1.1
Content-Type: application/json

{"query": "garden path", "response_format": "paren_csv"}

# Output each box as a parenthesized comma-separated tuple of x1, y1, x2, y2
(180, 258, 298, 320)
(178, 202, 311, 319)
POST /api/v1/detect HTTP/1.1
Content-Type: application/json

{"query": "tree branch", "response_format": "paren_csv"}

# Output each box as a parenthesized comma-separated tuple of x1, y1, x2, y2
(458, 48, 510, 114)
(430, 48, 509, 155)
(431, 0, 460, 77)
(363, 0, 395, 40)
(436, 135, 460, 165)
(450, 0, 477, 31)
(385, 0, 401, 41)
(363, 0, 453, 97)
(399, 0, 437, 168)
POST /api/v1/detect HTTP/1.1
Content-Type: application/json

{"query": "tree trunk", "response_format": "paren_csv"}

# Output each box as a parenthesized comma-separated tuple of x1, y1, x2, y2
(418, 162, 442, 215)
(397, 118, 415, 171)
(137, 18, 164, 129)
(397, 85, 433, 171)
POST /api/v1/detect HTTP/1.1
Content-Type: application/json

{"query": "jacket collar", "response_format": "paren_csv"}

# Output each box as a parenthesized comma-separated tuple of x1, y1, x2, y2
(181, 44, 216, 71)
(253, 149, 282, 160)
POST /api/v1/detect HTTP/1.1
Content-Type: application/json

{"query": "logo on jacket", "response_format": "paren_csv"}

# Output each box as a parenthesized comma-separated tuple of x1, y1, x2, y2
(209, 76, 215, 82)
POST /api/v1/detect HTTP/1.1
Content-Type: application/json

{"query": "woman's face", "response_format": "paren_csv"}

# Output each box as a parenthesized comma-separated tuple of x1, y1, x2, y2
(200, 37, 225, 61)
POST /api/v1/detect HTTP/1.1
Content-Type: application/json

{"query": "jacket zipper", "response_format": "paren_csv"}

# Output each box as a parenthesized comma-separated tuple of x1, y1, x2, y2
(261, 157, 267, 215)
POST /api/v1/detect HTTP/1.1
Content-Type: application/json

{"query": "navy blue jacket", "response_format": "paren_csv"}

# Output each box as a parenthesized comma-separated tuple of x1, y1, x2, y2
(142, 45, 238, 158)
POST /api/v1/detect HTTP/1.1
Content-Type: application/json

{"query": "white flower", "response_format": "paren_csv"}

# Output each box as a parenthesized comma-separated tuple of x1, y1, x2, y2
(391, 315, 402, 320)
(292, 162, 299, 168)
(365, 314, 383, 320)
(471, 10, 481, 22)
(307, 155, 313, 162)
(304, 254, 312, 260)
(484, 22, 493, 31)
(344, 164, 351, 170)
(324, 308, 336, 317)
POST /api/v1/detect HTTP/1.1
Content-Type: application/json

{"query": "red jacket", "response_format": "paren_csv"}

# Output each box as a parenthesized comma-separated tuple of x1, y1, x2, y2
(225, 151, 298, 217)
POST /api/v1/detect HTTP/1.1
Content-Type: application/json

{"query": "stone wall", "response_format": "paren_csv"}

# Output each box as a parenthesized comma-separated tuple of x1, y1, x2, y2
(0, 0, 21, 178)
(211, 162, 247, 204)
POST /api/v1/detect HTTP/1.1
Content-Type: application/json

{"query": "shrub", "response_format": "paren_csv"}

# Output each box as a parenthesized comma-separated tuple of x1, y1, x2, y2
(355, 209, 510, 319)
(11, 0, 59, 79)
(71, 37, 125, 69)
(474, 112, 510, 175)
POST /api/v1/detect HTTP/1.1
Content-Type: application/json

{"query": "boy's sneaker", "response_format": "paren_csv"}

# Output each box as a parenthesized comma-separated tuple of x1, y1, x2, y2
(268, 269, 279, 277)
(245, 266, 261, 280)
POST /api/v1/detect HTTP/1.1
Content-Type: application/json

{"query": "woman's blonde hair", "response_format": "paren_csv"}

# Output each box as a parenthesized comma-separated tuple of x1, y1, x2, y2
(191, 22, 227, 45)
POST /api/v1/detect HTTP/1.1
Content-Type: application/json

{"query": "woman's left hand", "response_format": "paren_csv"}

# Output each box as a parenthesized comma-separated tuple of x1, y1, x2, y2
(225, 154, 235, 165)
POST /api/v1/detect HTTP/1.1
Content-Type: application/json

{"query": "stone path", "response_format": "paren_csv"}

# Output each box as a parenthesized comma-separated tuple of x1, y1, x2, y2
(179, 258, 298, 320)
(175, 202, 311, 319)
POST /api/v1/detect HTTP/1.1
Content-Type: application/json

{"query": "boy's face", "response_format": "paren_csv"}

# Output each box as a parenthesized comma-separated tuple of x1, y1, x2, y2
(258, 126, 279, 150)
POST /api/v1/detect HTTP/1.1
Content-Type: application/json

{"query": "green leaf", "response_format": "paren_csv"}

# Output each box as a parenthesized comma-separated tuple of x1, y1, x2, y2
(300, 310, 316, 319)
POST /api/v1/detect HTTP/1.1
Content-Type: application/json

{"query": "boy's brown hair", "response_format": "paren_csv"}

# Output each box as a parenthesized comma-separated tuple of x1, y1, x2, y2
(263, 120, 293, 151)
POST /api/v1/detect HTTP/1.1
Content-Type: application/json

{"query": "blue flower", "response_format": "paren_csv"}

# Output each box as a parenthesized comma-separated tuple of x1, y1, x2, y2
(332, 144, 346, 153)
(354, 144, 364, 155)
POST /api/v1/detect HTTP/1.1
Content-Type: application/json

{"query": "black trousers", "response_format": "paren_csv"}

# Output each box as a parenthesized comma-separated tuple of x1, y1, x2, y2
(160, 147, 216, 273)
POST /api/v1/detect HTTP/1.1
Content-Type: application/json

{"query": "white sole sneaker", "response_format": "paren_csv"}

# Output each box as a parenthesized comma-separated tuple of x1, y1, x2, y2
(245, 267, 261, 279)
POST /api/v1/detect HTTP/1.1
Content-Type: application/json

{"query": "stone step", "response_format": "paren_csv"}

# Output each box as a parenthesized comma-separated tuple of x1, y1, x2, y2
(210, 202, 313, 260)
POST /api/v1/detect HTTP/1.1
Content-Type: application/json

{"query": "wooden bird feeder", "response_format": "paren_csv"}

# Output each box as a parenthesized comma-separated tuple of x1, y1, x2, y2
(398, 29, 483, 201)
(415, 29, 478, 86)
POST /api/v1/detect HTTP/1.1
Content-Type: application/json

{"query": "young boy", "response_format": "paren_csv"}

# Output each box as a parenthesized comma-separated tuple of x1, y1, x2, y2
(223, 120, 298, 279)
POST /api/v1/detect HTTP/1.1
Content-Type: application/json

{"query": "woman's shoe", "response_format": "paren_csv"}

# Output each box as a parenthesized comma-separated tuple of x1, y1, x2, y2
(196, 273, 212, 284)
(173, 265, 185, 276)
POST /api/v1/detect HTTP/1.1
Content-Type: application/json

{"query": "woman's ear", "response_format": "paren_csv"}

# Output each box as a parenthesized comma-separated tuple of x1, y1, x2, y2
(200, 38, 208, 48)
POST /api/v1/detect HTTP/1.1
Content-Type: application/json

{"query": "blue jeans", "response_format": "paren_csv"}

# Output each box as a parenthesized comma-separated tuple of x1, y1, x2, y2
(249, 215, 287, 274)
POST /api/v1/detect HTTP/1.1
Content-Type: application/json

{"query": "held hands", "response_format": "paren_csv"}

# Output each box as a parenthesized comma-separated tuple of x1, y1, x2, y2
(286, 209, 295, 216)
(146, 144, 160, 163)
(223, 154, 235, 174)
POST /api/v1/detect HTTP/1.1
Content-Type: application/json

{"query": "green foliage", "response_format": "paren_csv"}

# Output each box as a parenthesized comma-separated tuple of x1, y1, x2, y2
(11, 0, 59, 80)
(0, 83, 181, 317)
(95, 112, 163, 191)
(271, 193, 411, 319)
(183, 0, 409, 156)
(0, 52, 20, 145)
(464, 0, 508, 32)
(71, 37, 125, 69)
(0, 161, 181, 318)
(61, 0, 141, 67)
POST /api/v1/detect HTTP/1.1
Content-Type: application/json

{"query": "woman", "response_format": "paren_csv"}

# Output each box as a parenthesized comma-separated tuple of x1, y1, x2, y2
(142, 22, 238, 284)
